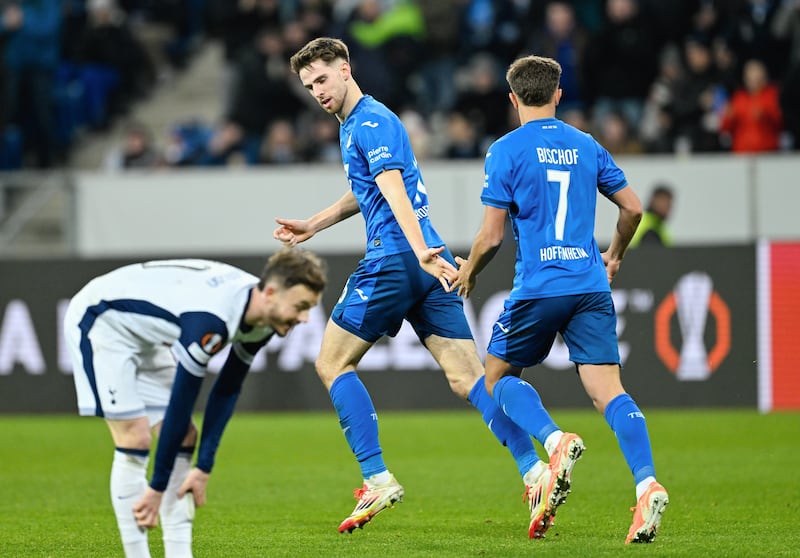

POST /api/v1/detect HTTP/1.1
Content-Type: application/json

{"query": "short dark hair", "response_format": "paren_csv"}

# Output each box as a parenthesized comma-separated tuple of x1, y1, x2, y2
(506, 55, 561, 107)
(290, 37, 350, 74)
(258, 248, 327, 293)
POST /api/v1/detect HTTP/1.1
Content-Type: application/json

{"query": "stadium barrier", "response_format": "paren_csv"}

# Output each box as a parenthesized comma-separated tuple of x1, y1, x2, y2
(3, 242, 795, 413)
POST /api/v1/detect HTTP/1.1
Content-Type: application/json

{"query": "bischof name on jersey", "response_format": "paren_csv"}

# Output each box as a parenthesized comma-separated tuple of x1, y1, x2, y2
(536, 147, 579, 165)
(540, 245, 589, 262)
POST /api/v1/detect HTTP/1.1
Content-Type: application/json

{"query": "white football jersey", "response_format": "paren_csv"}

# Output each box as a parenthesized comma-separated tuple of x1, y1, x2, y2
(67, 259, 273, 377)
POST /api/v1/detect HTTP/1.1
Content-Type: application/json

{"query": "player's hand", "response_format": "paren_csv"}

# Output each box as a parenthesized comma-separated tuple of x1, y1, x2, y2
(133, 487, 163, 529)
(450, 255, 477, 298)
(273, 218, 314, 247)
(177, 467, 210, 508)
(418, 246, 457, 290)
(601, 251, 622, 284)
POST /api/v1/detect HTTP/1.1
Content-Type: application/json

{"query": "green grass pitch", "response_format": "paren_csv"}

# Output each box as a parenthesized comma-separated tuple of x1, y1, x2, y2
(1, 409, 798, 557)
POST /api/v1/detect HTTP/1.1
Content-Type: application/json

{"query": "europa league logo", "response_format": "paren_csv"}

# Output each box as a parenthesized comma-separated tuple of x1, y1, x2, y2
(675, 272, 713, 380)
(655, 272, 731, 381)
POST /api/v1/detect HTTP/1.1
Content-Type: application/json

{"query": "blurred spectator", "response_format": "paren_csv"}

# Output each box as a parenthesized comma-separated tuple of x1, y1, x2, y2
(103, 120, 163, 170)
(444, 111, 481, 159)
(414, 0, 461, 116)
(204, 0, 283, 113)
(458, 0, 523, 66)
(630, 184, 674, 248)
(342, 0, 424, 112)
(1, 0, 62, 168)
(260, 119, 299, 164)
(125, 0, 203, 72)
(400, 108, 433, 160)
(163, 118, 214, 166)
(640, 44, 683, 153)
(711, 35, 739, 94)
(452, 53, 512, 150)
(595, 110, 644, 154)
(291, 0, 333, 39)
(561, 107, 590, 132)
(720, 58, 783, 152)
(583, 0, 661, 131)
(298, 111, 340, 163)
(723, 0, 789, 82)
(668, 33, 725, 153)
(75, 0, 155, 120)
(523, 0, 589, 113)
(214, 26, 306, 165)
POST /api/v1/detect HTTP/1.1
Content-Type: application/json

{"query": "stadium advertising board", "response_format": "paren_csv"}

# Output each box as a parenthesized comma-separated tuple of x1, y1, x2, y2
(757, 242, 800, 412)
(0, 246, 758, 413)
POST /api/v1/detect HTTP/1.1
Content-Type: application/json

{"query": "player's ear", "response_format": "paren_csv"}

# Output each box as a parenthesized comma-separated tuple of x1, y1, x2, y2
(554, 87, 563, 106)
(340, 60, 351, 81)
(508, 92, 518, 109)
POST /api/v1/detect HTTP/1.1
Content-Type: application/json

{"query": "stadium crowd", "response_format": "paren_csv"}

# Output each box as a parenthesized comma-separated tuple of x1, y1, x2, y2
(1, 0, 798, 170)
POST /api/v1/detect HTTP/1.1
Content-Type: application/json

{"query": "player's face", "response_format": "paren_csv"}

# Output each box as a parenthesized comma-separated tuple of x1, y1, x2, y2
(256, 283, 321, 337)
(298, 59, 349, 117)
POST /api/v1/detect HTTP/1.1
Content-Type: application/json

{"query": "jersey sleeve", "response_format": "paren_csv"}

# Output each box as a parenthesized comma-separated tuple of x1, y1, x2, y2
(595, 141, 628, 196)
(353, 113, 406, 178)
(172, 311, 230, 377)
(480, 142, 513, 209)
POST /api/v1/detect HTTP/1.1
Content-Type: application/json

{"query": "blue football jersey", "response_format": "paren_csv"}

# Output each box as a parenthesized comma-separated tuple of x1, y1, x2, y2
(340, 95, 444, 259)
(481, 117, 628, 300)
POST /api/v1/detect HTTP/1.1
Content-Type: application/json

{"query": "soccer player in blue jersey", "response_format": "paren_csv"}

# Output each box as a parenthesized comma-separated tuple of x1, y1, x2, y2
(449, 54, 669, 543)
(63, 249, 326, 558)
(274, 37, 572, 535)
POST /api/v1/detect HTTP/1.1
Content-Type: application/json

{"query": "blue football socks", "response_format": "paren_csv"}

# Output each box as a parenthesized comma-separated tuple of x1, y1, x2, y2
(468, 376, 540, 477)
(329, 371, 386, 479)
(604, 393, 656, 484)
(492, 376, 561, 447)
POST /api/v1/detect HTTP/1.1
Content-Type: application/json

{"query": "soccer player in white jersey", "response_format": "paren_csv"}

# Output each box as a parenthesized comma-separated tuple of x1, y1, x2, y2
(273, 37, 563, 535)
(448, 55, 669, 543)
(63, 249, 326, 558)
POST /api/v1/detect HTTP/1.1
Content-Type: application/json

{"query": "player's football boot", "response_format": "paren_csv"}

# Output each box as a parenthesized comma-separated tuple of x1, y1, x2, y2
(337, 475, 404, 533)
(547, 432, 586, 506)
(626, 481, 669, 543)
(525, 432, 585, 539)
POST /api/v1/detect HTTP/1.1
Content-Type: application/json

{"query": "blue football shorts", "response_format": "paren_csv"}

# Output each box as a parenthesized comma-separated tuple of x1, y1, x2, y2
(331, 249, 473, 343)
(487, 291, 620, 369)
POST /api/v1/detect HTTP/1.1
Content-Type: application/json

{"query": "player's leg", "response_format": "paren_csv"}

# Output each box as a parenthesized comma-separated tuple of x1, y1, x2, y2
(105, 417, 154, 558)
(483, 297, 587, 538)
(486, 354, 584, 538)
(142, 351, 198, 558)
(409, 260, 543, 482)
(317, 319, 402, 532)
(577, 363, 668, 543)
(66, 305, 154, 558)
(155, 423, 197, 558)
(567, 291, 668, 543)
(423, 335, 539, 480)
(323, 257, 418, 532)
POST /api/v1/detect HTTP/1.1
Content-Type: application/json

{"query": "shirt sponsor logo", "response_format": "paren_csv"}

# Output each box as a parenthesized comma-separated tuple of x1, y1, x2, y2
(368, 145, 392, 164)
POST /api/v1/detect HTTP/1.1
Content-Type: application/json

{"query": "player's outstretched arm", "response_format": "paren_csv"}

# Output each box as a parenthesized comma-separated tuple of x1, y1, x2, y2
(449, 205, 506, 298)
(375, 169, 455, 289)
(274, 191, 360, 246)
(602, 185, 643, 283)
